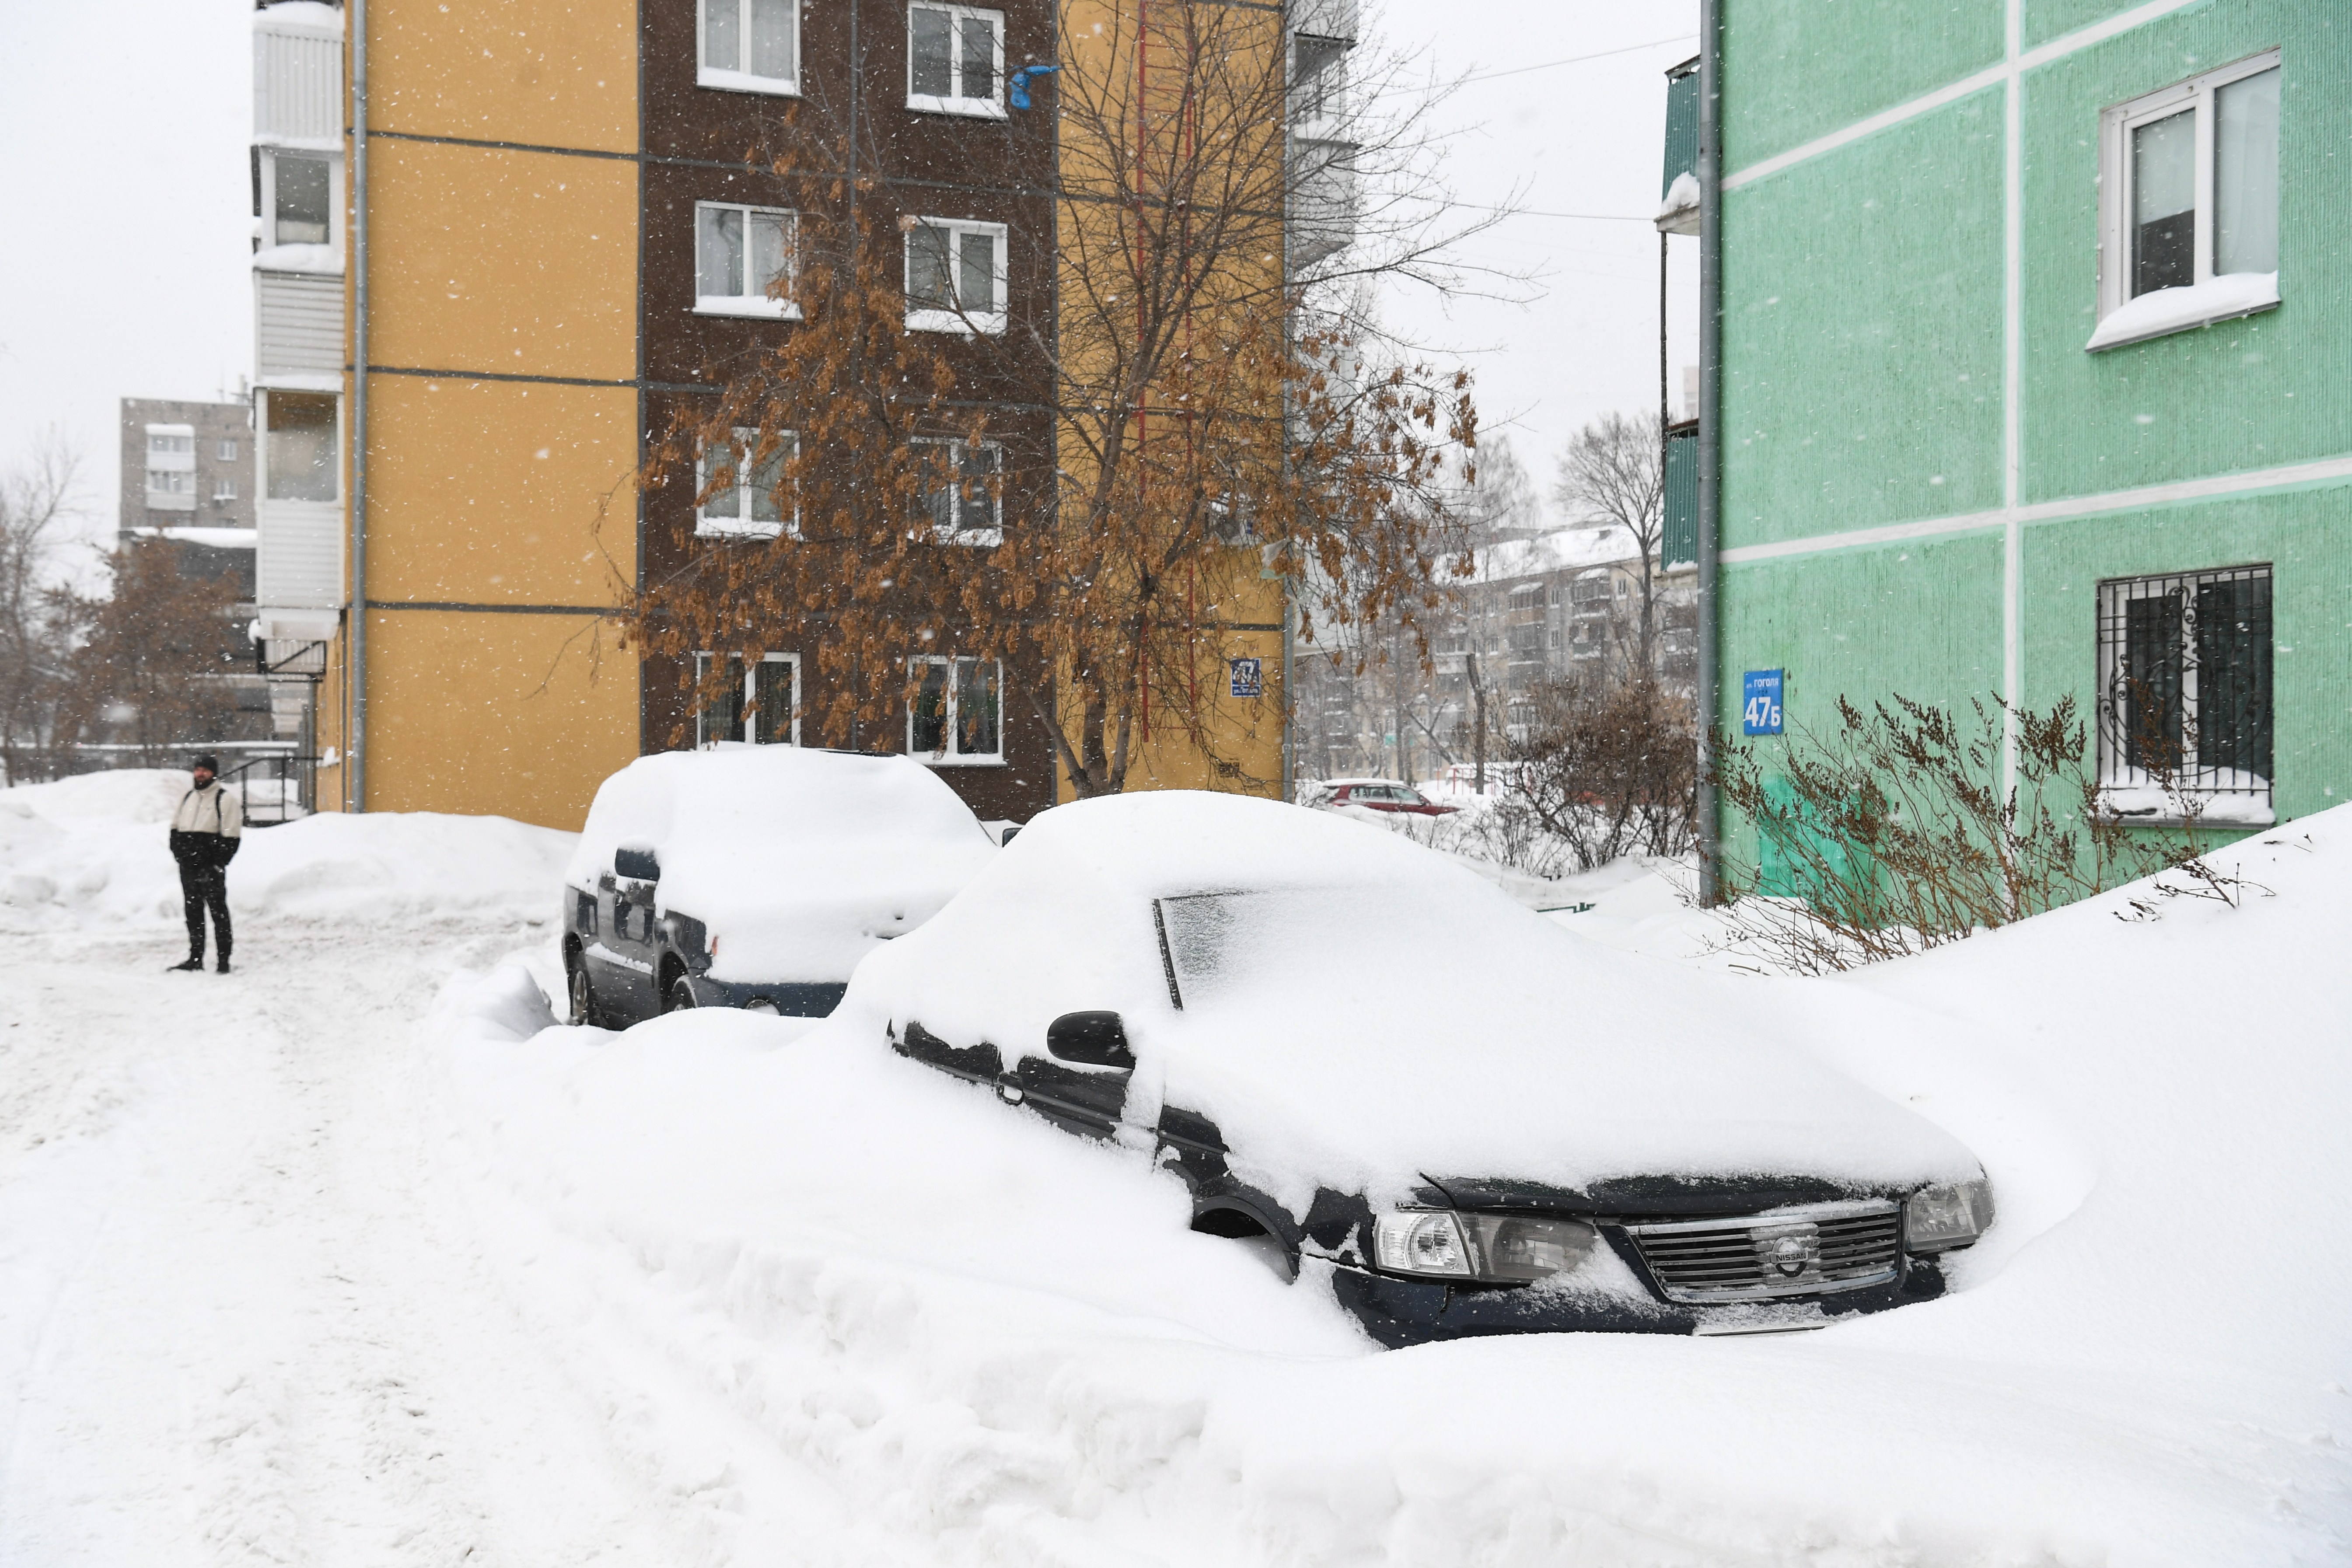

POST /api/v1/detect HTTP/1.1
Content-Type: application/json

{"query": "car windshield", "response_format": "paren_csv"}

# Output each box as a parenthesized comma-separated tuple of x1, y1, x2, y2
(1157, 887, 1413, 1006)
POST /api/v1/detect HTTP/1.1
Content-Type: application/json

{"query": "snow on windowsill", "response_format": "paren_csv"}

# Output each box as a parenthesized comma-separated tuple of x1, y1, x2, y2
(1656, 170, 1700, 234)
(696, 67, 801, 98)
(254, 244, 343, 276)
(2096, 785, 2275, 829)
(913, 754, 1008, 768)
(2085, 273, 2279, 352)
(693, 297, 803, 321)
(694, 519, 794, 541)
(906, 307, 1006, 337)
(253, 0, 342, 36)
(905, 94, 1008, 120)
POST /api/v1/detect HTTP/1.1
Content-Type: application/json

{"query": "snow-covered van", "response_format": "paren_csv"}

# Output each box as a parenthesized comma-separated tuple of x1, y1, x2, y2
(561, 747, 999, 1026)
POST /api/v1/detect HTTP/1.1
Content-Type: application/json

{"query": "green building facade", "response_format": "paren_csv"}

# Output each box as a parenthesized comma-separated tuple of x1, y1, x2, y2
(1706, 0, 2348, 852)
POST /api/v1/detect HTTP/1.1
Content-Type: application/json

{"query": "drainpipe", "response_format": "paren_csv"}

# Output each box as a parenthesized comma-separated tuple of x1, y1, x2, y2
(348, 0, 370, 812)
(1694, 0, 1722, 903)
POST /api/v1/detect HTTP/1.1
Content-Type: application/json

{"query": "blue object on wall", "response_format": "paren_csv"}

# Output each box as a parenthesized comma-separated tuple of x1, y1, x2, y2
(1229, 657, 1263, 698)
(1742, 669, 1784, 735)
(1009, 64, 1058, 109)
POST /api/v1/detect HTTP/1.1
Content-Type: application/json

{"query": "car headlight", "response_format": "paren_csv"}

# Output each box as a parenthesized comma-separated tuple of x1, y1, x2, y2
(1372, 1210, 1598, 1284)
(1905, 1178, 1995, 1252)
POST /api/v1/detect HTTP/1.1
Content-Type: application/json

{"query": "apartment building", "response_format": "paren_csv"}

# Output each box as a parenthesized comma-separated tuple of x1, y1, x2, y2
(1689, 0, 2345, 873)
(246, 0, 1334, 826)
(119, 398, 257, 546)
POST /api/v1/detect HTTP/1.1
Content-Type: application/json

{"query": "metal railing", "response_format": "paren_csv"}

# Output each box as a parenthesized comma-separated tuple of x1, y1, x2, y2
(222, 752, 319, 828)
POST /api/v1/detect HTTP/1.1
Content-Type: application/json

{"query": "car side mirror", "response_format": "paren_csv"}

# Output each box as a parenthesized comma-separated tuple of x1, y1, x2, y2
(1047, 1010, 1135, 1070)
(614, 844, 660, 883)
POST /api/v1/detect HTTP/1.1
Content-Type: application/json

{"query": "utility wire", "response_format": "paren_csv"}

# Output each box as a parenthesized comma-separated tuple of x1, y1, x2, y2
(1454, 33, 1698, 87)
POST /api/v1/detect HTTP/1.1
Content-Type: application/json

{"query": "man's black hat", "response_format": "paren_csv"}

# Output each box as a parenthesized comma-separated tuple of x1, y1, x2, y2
(191, 753, 220, 774)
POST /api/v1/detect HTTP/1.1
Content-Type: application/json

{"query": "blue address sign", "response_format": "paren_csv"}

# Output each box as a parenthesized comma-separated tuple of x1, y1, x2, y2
(1742, 669, 1784, 735)
(1228, 657, 1264, 698)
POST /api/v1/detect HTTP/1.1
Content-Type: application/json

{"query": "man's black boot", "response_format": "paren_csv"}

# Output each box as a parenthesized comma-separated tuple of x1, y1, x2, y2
(215, 954, 232, 974)
(168, 957, 204, 972)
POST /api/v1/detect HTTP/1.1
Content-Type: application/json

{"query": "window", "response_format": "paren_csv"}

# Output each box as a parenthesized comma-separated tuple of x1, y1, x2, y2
(147, 430, 193, 457)
(217, 438, 238, 461)
(147, 469, 194, 495)
(907, 3, 1003, 118)
(695, 652, 799, 746)
(909, 656, 1002, 763)
(1291, 32, 1349, 124)
(266, 152, 333, 248)
(698, 428, 796, 538)
(905, 219, 1007, 334)
(2096, 565, 2272, 821)
(916, 437, 1002, 545)
(2092, 51, 2280, 350)
(700, 0, 799, 94)
(695, 201, 798, 317)
(264, 392, 337, 502)
(212, 478, 239, 502)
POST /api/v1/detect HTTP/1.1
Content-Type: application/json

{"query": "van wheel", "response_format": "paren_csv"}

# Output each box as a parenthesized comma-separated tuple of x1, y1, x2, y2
(1192, 1207, 1299, 1282)
(566, 949, 598, 1027)
(663, 971, 698, 1013)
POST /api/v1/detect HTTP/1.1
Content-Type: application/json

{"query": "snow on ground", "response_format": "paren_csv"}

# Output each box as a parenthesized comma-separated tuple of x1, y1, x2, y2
(1, 771, 2346, 1565)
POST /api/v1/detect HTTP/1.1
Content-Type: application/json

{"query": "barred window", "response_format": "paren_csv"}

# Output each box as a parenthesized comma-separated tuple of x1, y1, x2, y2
(2096, 564, 2272, 817)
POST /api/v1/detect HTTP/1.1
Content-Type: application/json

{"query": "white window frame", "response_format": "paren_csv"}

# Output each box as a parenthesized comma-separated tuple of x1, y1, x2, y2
(693, 200, 801, 319)
(258, 147, 343, 258)
(697, 0, 802, 97)
(914, 436, 1003, 546)
(216, 437, 239, 461)
(697, 427, 799, 539)
(212, 477, 240, 502)
(2093, 49, 2282, 349)
(695, 651, 801, 747)
(904, 218, 1007, 335)
(147, 468, 194, 495)
(906, 654, 1005, 765)
(906, 3, 1006, 119)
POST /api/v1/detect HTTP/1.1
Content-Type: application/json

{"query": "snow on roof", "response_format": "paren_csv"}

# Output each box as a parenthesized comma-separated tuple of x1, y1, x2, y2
(133, 527, 257, 549)
(253, 1, 344, 36)
(1471, 524, 1641, 585)
(566, 746, 998, 983)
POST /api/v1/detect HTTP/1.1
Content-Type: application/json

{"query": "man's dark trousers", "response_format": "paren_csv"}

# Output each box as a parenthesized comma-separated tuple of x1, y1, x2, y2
(178, 857, 231, 962)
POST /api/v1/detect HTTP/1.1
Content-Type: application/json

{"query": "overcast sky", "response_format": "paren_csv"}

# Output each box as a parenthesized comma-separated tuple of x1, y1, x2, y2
(0, 0, 1694, 562)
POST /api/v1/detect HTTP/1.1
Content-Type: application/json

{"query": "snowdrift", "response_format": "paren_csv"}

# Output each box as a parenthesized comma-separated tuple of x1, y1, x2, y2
(0, 769, 573, 930)
(440, 808, 2352, 1565)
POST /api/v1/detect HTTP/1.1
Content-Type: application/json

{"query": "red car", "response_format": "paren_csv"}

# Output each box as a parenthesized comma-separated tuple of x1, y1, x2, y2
(1321, 779, 1459, 817)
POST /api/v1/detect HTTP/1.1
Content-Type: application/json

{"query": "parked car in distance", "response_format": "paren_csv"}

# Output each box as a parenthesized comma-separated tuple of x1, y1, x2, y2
(851, 792, 1995, 1347)
(562, 746, 998, 1027)
(1315, 778, 1459, 816)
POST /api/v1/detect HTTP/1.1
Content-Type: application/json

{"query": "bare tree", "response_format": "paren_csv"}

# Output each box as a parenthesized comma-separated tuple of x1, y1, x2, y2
(0, 434, 85, 783)
(1551, 410, 1664, 674)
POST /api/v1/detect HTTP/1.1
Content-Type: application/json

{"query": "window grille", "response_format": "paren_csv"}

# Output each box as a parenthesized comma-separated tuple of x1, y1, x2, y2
(2095, 564, 2272, 813)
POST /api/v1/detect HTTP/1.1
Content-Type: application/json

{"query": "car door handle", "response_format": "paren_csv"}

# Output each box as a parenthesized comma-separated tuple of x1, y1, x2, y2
(996, 1079, 1024, 1104)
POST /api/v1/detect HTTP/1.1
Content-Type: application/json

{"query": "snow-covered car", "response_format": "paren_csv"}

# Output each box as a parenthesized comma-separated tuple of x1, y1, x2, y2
(562, 746, 998, 1026)
(849, 792, 1995, 1345)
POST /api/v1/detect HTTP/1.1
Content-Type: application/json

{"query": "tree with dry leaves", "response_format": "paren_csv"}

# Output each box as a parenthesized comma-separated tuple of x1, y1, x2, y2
(624, 1, 1489, 799)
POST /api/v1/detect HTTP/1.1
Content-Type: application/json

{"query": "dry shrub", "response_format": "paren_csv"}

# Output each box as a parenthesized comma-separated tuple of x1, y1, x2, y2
(1506, 674, 1695, 871)
(1709, 693, 2253, 974)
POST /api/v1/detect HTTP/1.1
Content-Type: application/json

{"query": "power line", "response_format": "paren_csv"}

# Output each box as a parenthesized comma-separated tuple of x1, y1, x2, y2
(1454, 33, 1698, 87)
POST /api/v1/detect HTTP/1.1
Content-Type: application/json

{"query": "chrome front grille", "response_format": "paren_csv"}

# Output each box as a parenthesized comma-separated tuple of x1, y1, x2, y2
(1627, 1200, 1902, 1303)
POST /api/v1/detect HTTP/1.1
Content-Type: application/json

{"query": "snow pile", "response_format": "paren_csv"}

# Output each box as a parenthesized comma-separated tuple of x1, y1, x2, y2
(435, 806, 2352, 1565)
(565, 746, 996, 982)
(0, 769, 574, 930)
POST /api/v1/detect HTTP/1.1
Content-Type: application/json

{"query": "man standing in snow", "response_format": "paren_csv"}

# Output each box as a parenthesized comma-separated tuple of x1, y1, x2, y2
(168, 754, 241, 974)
